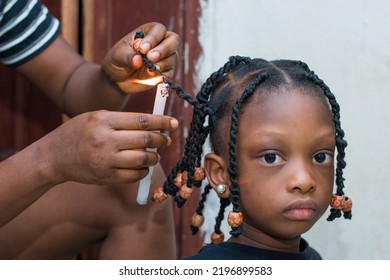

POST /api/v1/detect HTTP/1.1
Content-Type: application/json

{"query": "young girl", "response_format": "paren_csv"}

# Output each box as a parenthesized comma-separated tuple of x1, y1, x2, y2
(151, 56, 352, 259)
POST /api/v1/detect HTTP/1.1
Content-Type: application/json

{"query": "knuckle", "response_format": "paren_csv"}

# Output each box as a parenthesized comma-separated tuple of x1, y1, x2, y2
(172, 32, 181, 44)
(136, 114, 150, 129)
(92, 165, 114, 181)
(87, 110, 109, 124)
(141, 132, 153, 146)
(158, 115, 165, 128)
(89, 135, 105, 149)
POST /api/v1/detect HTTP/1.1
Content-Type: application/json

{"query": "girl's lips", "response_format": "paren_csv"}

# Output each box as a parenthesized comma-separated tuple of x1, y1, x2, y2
(283, 199, 319, 221)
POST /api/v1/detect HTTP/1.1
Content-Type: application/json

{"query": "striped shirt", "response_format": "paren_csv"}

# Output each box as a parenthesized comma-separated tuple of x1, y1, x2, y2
(0, 0, 60, 67)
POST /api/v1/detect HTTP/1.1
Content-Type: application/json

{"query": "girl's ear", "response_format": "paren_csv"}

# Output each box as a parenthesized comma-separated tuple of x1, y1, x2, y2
(204, 153, 230, 199)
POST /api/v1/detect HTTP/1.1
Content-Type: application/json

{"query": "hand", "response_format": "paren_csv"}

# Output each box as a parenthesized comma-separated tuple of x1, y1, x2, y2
(41, 110, 178, 186)
(102, 22, 181, 94)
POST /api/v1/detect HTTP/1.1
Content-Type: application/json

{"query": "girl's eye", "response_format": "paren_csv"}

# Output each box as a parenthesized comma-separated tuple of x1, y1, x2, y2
(314, 152, 332, 164)
(261, 153, 283, 165)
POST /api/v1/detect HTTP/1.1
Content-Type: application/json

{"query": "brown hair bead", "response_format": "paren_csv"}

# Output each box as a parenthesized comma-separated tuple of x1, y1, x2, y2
(152, 187, 168, 203)
(227, 211, 243, 228)
(342, 197, 353, 212)
(191, 213, 205, 228)
(173, 172, 183, 188)
(182, 171, 188, 185)
(330, 194, 345, 210)
(179, 184, 193, 200)
(211, 231, 225, 245)
(193, 167, 206, 181)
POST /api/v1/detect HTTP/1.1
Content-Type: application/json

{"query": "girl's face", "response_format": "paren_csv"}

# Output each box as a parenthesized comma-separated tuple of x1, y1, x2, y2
(236, 88, 335, 242)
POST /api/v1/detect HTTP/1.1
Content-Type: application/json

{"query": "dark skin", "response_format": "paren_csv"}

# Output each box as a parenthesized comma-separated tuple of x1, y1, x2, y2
(1, 19, 180, 259)
(205, 88, 335, 253)
(0, 22, 181, 227)
(0, 163, 176, 260)
(17, 22, 180, 115)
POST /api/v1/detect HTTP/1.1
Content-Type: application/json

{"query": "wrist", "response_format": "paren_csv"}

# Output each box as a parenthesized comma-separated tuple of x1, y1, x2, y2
(27, 135, 66, 187)
(101, 67, 127, 98)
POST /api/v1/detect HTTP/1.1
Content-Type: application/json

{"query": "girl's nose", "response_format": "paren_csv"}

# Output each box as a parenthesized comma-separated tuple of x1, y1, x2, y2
(286, 159, 316, 194)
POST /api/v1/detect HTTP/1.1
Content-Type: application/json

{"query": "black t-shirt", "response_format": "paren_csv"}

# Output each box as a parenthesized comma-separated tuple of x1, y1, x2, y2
(183, 238, 322, 260)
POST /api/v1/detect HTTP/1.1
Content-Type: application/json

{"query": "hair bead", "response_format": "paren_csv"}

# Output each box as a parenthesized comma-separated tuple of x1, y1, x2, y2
(151, 187, 168, 203)
(179, 185, 193, 200)
(227, 211, 243, 228)
(211, 231, 225, 244)
(330, 194, 345, 210)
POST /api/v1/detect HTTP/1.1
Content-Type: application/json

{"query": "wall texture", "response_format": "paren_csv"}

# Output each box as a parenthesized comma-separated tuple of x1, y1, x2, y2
(197, 0, 390, 259)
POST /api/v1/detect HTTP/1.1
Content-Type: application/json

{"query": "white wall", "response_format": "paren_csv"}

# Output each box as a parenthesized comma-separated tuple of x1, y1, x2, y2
(196, 0, 390, 259)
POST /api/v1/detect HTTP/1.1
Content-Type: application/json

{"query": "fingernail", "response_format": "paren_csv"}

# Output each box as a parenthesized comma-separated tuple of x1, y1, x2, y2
(167, 137, 172, 147)
(170, 119, 178, 128)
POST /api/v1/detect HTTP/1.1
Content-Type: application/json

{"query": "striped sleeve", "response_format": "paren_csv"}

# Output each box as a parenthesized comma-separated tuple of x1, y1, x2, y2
(0, 0, 61, 67)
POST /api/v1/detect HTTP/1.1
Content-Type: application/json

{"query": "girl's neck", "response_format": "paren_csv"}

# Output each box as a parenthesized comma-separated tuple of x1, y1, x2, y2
(227, 222, 302, 253)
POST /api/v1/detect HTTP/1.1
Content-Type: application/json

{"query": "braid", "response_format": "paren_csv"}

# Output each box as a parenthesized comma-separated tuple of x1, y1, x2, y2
(227, 73, 269, 237)
(302, 70, 349, 221)
(310, 75, 347, 193)
(214, 198, 230, 234)
(190, 184, 212, 234)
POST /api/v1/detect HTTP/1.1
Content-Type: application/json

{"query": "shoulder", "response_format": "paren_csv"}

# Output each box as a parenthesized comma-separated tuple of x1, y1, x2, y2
(0, 0, 61, 67)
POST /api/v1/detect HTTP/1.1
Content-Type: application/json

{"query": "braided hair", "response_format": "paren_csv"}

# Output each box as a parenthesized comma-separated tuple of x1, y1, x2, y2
(135, 37, 351, 243)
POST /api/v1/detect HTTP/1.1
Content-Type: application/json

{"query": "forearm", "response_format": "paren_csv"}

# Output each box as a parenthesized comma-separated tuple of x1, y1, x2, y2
(61, 62, 129, 116)
(0, 143, 58, 227)
(16, 36, 129, 117)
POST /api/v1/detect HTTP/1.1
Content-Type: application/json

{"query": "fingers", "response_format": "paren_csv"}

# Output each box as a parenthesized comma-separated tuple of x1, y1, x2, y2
(106, 111, 179, 131)
(112, 150, 160, 169)
(112, 168, 150, 184)
(54, 111, 178, 186)
(136, 22, 181, 66)
(103, 22, 180, 93)
(146, 31, 181, 62)
(137, 22, 168, 55)
(113, 130, 172, 150)
(153, 51, 178, 79)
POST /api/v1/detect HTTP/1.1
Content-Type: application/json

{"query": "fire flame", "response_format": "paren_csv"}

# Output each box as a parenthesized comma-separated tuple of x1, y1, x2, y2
(130, 76, 163, 86)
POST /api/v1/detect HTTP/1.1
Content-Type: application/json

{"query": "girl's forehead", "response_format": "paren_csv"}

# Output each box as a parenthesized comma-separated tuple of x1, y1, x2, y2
(239, 88, 334, 131)
(249, 86, 329, 110)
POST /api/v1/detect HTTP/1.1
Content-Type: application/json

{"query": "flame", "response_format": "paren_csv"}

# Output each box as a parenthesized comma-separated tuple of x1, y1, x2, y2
(130, 76, 163, 86)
